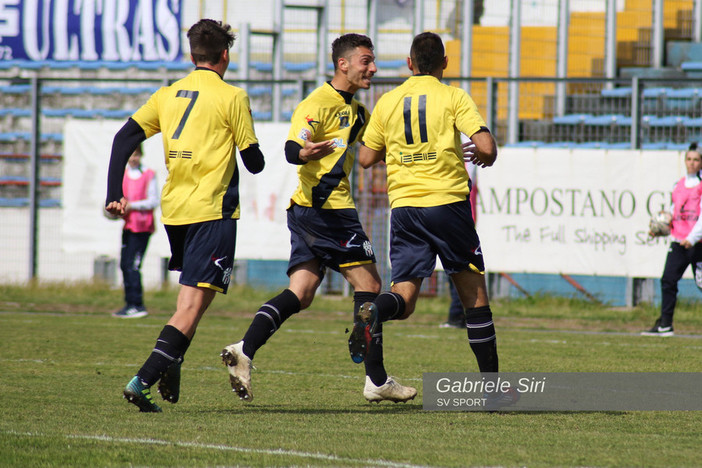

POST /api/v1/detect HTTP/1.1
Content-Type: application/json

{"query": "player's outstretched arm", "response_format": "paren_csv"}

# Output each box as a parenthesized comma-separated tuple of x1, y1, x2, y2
(285, 137, 336, 165)
(358, 143, 385, 168)
(467, 129, 497, 167)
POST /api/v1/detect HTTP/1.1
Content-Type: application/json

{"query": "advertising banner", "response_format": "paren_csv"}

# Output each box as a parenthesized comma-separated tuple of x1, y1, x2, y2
(0, 0, 182, 61)
(477, 148, 685, 278)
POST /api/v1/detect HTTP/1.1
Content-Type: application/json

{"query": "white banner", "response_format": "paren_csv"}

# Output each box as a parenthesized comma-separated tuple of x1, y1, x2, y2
(477, 148, 685, 278)
(62, 120, 296, 260)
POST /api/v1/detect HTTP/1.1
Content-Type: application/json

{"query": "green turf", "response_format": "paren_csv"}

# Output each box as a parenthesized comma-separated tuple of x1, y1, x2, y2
(1, 283, 701, 467)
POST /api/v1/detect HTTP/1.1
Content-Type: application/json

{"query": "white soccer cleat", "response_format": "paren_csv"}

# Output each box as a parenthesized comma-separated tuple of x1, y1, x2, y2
(221, 341, 254, 402)
(363, 376, 417, 403)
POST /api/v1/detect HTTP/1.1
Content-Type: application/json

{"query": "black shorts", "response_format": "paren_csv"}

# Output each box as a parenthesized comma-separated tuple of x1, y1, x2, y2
(287, 204, 376, 276)
(165, 218, 237, 294)
(389, 199, 484, 284)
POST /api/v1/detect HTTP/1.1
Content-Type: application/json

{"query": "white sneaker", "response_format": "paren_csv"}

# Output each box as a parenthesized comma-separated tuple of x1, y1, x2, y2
(221, 341, 253, 402)
(363, 376, 417, 403)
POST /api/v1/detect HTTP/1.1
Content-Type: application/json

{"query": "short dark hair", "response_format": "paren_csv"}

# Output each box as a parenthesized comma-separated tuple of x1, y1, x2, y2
(410, 32, 445, 74)
(187, 19, 235, 65)
(689, 142, 699, 152)
(331, 34, 374, 70)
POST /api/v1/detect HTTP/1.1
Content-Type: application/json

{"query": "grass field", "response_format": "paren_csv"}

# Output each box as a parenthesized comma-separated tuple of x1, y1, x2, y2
(1, 283, 701, 467)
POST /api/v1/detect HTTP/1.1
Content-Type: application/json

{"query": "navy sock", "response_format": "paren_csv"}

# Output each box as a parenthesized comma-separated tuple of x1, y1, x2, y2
(242, 289, 301, 359)
(465, 306, 499, 373)
(137, 325, 190, 386)
(374, 292, 405, 322)
(354, 291, 387, 386)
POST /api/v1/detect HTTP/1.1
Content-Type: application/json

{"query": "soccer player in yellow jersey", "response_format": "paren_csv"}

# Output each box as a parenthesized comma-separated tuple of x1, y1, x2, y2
(105, 19, 265, 412)
(221, 34, 416, 404)
(357, 32, 502, 378)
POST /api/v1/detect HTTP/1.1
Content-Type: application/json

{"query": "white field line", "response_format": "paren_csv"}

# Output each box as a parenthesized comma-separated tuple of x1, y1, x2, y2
(3, 430, 436, 468)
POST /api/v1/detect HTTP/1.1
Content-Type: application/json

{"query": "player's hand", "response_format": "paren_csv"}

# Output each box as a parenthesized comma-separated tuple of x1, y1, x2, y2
(105, 197, 127, 217)
(681, 239, 693, 249)
(300, 138, 336, 162)
(462, 141, 487, 167)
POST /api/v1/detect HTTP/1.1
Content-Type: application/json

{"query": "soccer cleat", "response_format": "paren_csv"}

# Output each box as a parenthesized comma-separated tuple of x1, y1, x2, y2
(641, 318, 674, 337)
(112, 305, 148, 318)
(123, 376, 162, 412)
(157, 360, 181, 403)
(363, 376, 417, 403)
(221, 341, 253, 402)
(348, 302, 378, 364)
(439, 319, 466, 329)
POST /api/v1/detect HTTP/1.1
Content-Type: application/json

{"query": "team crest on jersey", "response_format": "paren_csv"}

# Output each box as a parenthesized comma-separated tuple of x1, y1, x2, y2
(337, 110, 350, 128)
(305, 115, 319, 131)
(363, 240, 374, 257)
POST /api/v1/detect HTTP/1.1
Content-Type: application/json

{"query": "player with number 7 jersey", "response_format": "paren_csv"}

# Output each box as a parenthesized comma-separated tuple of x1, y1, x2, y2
(105, 19, 265, 412)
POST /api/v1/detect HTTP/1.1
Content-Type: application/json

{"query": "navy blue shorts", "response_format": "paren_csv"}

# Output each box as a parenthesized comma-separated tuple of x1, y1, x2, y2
(389, 199, 484, 284)
(165, 218, 237, 294)
(287, 204, 376, 276)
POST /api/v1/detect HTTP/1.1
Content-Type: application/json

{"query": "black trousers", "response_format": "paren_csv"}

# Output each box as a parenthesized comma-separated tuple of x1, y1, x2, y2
(660, 241, 702, 325)
(120, 230, 151, 307)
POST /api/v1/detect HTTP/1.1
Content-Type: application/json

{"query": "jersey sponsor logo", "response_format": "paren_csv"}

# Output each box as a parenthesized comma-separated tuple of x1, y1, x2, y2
(400, 152, 437, 163)
(332, 138, 346, 148)
(305, 115, 320, 131)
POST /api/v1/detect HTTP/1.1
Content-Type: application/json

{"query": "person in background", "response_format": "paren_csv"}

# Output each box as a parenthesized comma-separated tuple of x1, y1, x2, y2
(112, 144, 158, 319)
(642, 142, 702, 337)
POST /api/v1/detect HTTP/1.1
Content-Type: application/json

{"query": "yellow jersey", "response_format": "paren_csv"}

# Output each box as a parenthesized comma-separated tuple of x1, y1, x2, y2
(287, 82, 370, 210)
(362, 75, 486, 208)
(132, 68, 259, 225)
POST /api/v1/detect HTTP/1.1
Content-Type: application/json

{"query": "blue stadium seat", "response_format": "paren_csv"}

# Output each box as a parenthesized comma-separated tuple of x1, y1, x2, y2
(681, 62, 702, 72)
(0, 84, 31, 94)
(553, 114, 590, 125)
(377, 59, 407, 70)
(248, 85, 272, 97)
(284, 61, 316, 72)
(251, 61, 273, 73)
(503, 141, 541, 148)
(252, 111, 272, 120)
(601, 87, 632, 98)
(665, 88, 701, 113)
(0, 197, 61, 207)
(0, 60, 22, 70)
(0, 108, 31, 118)
(644, 115, 684, 127)
(584, 114, 619, 126)
(100, 109, 134, 119)
(165, 61, 194, 71)
(542, 141, 576, 148)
